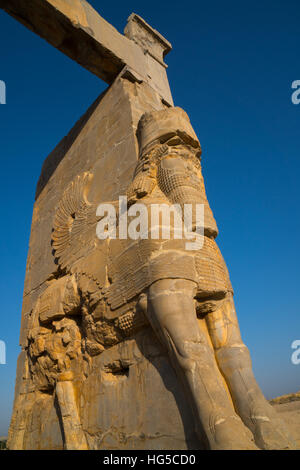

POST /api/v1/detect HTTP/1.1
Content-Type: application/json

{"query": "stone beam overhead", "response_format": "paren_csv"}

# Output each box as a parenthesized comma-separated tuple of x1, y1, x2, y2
(0, 0, 173, 105)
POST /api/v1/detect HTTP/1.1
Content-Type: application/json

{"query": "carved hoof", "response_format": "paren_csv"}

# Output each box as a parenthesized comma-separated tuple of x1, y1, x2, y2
(209, 415, 258, 450)
(253, 418, 297, 450)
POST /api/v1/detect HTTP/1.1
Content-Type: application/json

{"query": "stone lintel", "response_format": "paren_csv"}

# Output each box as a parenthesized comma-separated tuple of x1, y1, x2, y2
(0, 0, 173, 105)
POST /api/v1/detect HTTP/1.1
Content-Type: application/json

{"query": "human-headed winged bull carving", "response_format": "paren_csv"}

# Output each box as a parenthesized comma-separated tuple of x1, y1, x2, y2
(26, 108, 295, 450)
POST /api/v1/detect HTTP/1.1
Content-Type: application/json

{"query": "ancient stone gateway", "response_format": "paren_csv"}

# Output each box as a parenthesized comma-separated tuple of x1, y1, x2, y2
(2, 0, 297, 450)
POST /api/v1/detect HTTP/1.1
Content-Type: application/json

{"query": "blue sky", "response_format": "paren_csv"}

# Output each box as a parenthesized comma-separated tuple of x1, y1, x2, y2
(0, 0, 300, 436)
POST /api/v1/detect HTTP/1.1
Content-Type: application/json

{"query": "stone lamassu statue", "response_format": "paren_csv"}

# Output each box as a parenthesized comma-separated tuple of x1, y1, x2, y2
(37, 107, 294, 450)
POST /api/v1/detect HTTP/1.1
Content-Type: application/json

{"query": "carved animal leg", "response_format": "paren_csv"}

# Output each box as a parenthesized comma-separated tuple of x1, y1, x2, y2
(206, 293, 296, 449)
(147, 279, 257, 450)
(56, 375, 88, 450)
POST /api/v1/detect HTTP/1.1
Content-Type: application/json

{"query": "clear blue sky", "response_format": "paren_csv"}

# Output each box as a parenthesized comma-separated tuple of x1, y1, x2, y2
(0, 0, 299, 436)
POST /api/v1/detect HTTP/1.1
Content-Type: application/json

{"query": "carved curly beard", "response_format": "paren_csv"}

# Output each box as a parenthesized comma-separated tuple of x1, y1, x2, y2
(126, 171, 157, 205)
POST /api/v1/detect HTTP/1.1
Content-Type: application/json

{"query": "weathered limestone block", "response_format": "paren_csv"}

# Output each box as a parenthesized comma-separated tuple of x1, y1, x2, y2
(38, 276, 80, 324)
(80, 330, 199, 450)
(9, 96, 298, 450)
(271, 399, 300, 449)
(0, 1, 173, 105)
(4, 4, 298, 451)
(19, 77, 164, 347)
(9, 77, 200, 450)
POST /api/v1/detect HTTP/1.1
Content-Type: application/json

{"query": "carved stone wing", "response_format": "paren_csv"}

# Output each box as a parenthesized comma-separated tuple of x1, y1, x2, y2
(52, 173, 98, 272)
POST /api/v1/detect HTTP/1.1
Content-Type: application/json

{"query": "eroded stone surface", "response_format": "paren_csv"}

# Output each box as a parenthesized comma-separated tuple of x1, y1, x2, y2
(0, 0, 173, 105)
(4, 4, 299, 451)
(8, 78, 200, 450)
(272, 399, 300, 449)
(9, 98, 299, 450)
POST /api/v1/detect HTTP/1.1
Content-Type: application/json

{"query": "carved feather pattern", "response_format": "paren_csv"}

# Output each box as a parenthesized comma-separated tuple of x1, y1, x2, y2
(52, 173, 98, 271)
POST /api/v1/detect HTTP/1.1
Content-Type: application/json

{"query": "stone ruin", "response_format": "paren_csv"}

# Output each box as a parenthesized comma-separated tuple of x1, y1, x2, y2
(1, 0, 299, 450)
